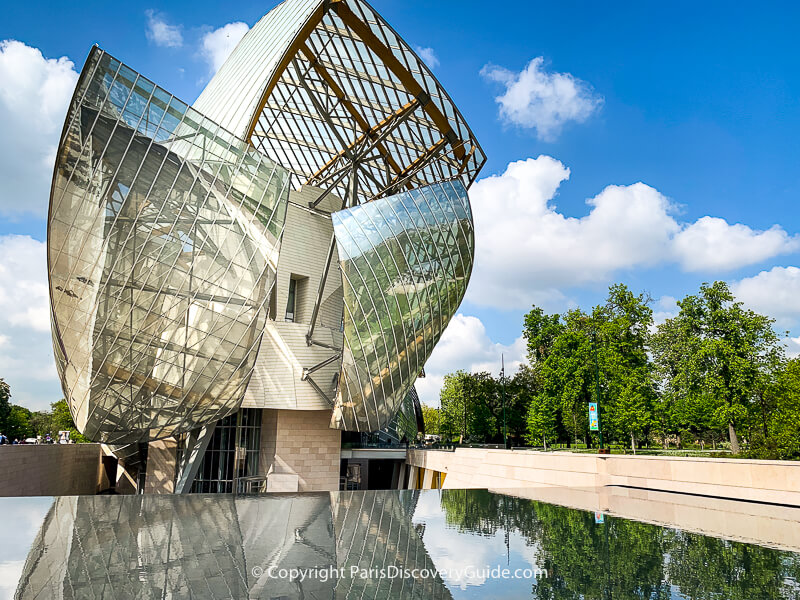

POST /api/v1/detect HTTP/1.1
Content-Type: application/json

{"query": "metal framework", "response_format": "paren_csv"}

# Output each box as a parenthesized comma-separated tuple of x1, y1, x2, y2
(48, 0, 485, 443)
(194, 0, 485, 206)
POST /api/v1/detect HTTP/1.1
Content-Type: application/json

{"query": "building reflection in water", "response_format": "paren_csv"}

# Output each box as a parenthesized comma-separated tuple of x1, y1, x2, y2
(15, 491, 451, 600)
(14, 488, 800, 599)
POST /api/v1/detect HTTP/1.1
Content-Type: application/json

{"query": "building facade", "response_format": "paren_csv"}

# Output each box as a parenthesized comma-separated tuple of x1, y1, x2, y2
(48, 0, 485, 492)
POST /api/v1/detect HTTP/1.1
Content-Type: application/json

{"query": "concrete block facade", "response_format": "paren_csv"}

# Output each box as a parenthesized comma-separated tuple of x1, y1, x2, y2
(259, 409, 341, 492)
(0, 444, 101, 496)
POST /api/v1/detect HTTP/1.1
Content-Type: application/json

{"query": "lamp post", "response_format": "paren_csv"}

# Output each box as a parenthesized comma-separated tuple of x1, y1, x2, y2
(592, 330, 604, 451)
(501, 354, 508, 449)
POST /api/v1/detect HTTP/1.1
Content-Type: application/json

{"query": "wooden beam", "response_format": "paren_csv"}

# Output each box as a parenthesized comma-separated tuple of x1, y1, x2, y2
(243, 3, 330, 143)
(297, 43, 408, 184)
(373, 137, 448, 199)
(330, 1, 465, 160)
(306, 99, 418, 184)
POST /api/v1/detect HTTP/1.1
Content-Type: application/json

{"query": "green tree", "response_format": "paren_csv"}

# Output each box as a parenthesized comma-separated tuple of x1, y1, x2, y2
(0, 378, 11, 435)
(6, 405, 33, 441)
(523, 284, 655, 449)
(439, 371, 497, 442)
(757, 357, 800, 459)
(507, 364, 539, 444)
(420, 403, 440, 435)
(526, 393, 558, 448)
(29, 410, 54, 439)
(49, 399, 89, 442)
(651, 281, 783, 454)
(594, 285, 655, 451)
(523, 307, 564, 363)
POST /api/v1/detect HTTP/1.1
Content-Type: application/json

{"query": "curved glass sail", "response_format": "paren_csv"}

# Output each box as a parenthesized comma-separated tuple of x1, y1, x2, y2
(48, 48, 290, 443)
(193, 0, 485, 205)
(331, 180, 473, 432)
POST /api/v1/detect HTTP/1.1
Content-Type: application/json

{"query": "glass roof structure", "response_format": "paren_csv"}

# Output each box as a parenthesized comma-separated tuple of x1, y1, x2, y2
(194, 0, 486, 205)
(47, 0, 484, 443)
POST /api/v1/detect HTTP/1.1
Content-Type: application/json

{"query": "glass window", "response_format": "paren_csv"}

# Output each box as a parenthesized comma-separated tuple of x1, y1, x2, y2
(285, 277, 296, 322)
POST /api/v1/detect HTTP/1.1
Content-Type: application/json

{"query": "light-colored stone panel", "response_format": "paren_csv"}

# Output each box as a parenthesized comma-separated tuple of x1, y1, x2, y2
(0, 444, 101, 496)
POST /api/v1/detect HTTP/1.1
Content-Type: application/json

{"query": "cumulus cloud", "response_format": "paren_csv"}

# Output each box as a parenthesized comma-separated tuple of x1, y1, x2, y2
(0, 40, 78, 217)
(416, 491, 539, 589)
(201, 22, 249, 74)
(673, 217, 800, 272)
(481, 57, 602, 141)
(467, 156, 677, 309)
(731, 266, 800, 329)
(417, 314, 526, 407)
(0, 235, 61, 410)
(467, 156, 800, 310)
(415, 46, 439, 69)
(785, 336, 800, 358)
(653, 296, 679, 326)
(145, 10, 184, 48)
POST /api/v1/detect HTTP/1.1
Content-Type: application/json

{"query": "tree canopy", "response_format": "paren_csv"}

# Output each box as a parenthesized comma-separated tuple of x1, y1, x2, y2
(436, 281, 800, 458)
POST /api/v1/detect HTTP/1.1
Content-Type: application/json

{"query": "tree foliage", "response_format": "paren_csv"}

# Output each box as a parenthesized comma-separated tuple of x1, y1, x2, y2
(0, 380, 88, 443)
(420, 404, 440, 435)
(650, 281, 783, 454)
(437, 280, 800, 458)
(521, 284, 655, 451)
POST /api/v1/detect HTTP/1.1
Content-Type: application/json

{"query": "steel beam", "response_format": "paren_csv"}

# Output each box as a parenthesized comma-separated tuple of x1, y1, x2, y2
(174, 422, 216, 494)
(301, 351, 342, 379)
(306, 232, 337, 344)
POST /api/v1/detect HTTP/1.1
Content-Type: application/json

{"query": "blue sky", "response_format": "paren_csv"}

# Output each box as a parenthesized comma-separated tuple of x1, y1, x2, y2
(2, 0, 800, 409)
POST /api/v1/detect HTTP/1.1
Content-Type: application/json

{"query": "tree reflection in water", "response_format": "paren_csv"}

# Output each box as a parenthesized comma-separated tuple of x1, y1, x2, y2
(439, 489, 800, 599)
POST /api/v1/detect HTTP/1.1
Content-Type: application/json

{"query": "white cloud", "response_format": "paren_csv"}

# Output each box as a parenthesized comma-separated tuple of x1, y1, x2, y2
(0, 40, 78, 217)
(415, 491, 541, 590)
(785, 336, 800, 358)
(0, 235, 61, 411)
(467, 156, 800, 310)
(673, 217, 799, 272)
(481, 57, 602, 141)
(653, 296, 679, 326)
(201, 22, 249, 74)
(731, 266, 800, 329)
(145, 10, 183, 48)
(417, 314, 526, 407)
(415, 46, 439, 68)
(467, 156, 678, 309)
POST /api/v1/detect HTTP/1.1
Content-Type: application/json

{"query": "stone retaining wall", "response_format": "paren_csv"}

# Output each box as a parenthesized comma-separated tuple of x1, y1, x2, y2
(405, 448, 800, 506)
(0, 443, 101, 496)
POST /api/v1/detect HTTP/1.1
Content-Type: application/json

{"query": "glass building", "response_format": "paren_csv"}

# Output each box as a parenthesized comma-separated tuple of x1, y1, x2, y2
(48, 0, 485, 493)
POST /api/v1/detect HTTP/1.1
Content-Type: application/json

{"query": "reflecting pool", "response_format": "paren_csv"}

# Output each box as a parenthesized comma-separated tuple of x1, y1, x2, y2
(1, 489, 798, 599)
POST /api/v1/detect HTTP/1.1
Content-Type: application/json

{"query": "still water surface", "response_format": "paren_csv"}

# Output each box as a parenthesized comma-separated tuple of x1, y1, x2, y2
(0, 489, 797, 599)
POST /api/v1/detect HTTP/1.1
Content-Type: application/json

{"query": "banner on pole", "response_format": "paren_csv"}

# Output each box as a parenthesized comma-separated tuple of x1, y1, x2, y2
(589, 402, 599, 431)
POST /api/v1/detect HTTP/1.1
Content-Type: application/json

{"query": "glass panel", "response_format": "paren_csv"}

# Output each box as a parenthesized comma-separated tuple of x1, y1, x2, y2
(331, 180, 473, 432)
(48, 48, 290, 443)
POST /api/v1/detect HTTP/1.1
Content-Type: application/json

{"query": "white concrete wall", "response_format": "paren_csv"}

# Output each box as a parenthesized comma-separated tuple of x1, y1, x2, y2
(406, 449, 800, 506)
(244, 186, 343, 411)
(0, 444, 101, 496)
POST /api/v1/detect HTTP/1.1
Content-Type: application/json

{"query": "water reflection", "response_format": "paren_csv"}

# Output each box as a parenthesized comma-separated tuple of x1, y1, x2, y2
(6, 489, 800, 599)
(435, 489, 800, 599)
